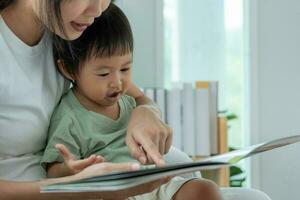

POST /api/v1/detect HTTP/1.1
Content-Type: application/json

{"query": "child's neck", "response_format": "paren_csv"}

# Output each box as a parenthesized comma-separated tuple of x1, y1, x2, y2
(72, 88, 120, 120)
(95, 104, 120, 120)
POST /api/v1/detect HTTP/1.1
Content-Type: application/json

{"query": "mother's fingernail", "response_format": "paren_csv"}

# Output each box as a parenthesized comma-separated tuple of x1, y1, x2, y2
(159, 159, 166, 165)
(138, 156, 147, 164)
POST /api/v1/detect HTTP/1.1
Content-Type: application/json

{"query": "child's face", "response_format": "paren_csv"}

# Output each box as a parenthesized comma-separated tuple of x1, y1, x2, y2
(74, 53, 133, 108)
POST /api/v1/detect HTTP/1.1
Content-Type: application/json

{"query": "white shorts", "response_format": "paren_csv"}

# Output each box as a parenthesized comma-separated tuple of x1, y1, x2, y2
(129, 176, 197, 200)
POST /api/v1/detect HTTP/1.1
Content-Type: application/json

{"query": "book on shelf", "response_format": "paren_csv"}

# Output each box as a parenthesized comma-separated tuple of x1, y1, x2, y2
(166, 87, 182, 150)
(196, 81, 218, 155)
(194, 87, 211, 156)
(155, 88, 167, 122)
(144, 88, 155, 101)
(141, 81, 218, 156)
(182, 83, 196, 155)
(41, 135, 300, 193)
(217, 117, 228, 154)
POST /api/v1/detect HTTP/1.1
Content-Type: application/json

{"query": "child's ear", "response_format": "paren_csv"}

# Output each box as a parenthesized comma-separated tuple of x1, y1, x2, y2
(57, 59, 75, 81)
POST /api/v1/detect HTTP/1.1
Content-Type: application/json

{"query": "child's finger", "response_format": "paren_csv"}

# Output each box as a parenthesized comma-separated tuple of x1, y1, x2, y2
(94, 155, 105, 164)
(55, 144, 74, 161)
(73, 155, 99, 170)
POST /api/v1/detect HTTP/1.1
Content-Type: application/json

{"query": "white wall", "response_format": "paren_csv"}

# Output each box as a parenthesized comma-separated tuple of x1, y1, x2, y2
(248, 0, 300, 199)
(176, 1, 225, 83)
(115, 0, 164, 87)
(175, 0, 227, 110)
(117, 0, 227, 108)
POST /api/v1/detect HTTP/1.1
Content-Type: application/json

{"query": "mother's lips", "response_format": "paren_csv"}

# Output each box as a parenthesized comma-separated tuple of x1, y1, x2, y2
(71, 22, 91, 32)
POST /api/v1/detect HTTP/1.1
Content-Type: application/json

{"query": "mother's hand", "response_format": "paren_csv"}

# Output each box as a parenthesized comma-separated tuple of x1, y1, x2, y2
(126, 103, 173, 167)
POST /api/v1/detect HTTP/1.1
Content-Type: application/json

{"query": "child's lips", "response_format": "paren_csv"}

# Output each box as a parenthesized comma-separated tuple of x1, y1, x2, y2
(108, 91, 121, 97)
(106, 91, 122, 101)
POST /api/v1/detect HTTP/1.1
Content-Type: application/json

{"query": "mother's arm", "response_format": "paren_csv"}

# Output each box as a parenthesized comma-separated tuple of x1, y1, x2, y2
(126, 84, 173, 166)
(0, 162, 171, 200)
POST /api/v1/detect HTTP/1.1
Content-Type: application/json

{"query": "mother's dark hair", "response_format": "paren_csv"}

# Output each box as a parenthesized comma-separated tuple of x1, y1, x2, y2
(0, 0, 15, 11)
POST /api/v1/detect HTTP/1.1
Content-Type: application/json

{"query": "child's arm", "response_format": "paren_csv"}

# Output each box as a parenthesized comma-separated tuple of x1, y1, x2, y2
(47, 144, 104, 178)
(126, 83, 161, 116)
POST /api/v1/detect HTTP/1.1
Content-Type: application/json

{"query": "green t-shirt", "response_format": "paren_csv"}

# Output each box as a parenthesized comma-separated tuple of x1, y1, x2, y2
(41, 90, 137, 168)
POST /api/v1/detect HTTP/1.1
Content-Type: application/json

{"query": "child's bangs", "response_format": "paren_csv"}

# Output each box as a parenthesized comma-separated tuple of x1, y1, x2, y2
(86, 40, 132, 60)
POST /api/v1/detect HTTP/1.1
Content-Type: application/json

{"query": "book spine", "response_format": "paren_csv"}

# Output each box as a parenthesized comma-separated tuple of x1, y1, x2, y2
(166, 88, 182, 150)
(144, 88, 155, 101)
(155, 88, 167, 122)
(182, 83, 196, 156)
(196, 81, 218, 155)
(209, 81, 218, 155)
(195, 88, 211, 156)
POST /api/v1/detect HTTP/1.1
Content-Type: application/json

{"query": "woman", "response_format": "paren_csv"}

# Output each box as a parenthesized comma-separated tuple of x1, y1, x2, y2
(0, 0, 172, 199)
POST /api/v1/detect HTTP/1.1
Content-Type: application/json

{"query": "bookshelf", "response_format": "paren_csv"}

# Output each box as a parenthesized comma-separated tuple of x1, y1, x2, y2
(192, 116, 230, 187)
(142, 81, 229, 186)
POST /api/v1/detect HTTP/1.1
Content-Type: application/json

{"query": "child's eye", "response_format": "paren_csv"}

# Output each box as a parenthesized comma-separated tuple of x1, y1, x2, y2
(121, 68, 130, 72)
(97, 73, 109, 77)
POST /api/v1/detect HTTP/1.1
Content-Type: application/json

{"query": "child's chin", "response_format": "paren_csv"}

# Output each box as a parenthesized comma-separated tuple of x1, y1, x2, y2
(103, 98, 119, 105)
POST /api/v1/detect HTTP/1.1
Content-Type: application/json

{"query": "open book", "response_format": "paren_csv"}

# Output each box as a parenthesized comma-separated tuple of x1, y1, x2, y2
(41, 135, 300, 193)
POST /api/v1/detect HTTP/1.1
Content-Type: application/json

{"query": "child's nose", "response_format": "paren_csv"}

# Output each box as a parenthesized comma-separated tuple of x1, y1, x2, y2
(109, 77, 122, 89)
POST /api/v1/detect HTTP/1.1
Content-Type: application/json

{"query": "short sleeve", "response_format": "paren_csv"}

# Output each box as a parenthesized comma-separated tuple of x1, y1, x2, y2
(40, 116, 81, 169)
(122, 95, 137, 109)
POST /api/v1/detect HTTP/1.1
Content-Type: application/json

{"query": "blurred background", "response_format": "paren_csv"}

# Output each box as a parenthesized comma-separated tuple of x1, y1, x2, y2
(114, 1, 300, 200)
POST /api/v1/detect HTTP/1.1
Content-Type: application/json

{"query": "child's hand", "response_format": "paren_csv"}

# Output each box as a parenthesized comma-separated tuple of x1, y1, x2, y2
(55, 144, 104, 175)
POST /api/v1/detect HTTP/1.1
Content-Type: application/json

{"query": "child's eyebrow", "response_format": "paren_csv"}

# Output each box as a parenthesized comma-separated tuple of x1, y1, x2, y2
(94, 60, 132, 69)
(121, 60, 133, 66)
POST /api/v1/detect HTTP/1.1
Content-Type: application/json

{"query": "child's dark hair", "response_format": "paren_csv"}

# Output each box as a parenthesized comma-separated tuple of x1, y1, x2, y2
(53, 3, 133, 78)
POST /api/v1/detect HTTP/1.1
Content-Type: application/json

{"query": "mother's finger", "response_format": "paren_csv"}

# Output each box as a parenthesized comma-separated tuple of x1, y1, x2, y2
(138, 137, 165, 166)
(159, 130, 167, 156)
(126, 134, 147, 164)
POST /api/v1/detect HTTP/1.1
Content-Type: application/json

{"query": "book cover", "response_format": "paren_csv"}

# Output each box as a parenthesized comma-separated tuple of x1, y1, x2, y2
(41, 135, 300, 193)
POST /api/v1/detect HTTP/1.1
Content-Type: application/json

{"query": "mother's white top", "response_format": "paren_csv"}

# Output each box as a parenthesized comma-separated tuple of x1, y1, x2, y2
(0, 16, 67, 181)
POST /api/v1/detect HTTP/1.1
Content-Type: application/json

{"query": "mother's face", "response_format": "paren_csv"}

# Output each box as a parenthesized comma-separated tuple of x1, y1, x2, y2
(33, 0, 111, 40)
